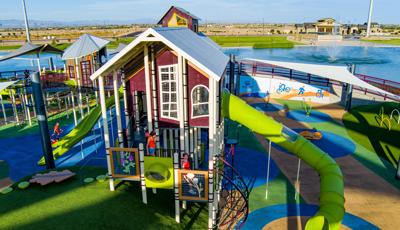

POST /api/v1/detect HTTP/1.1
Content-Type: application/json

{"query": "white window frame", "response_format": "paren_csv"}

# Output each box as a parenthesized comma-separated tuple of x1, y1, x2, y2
(158, 64, 179, 121)
(191, 84, 209, 119)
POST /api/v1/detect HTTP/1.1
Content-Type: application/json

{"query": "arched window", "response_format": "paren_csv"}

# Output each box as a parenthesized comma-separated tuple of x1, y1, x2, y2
(191, 85, 209, 118)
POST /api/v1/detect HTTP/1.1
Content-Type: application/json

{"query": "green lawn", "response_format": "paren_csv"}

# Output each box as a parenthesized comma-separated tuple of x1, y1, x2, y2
(343, 102, 400, 168)
(362, 39, 400, 46)
(0, 167, 208, 230)
(0, 45, 22, 50)
(107, 37, 134, 49)
(210, 36, 297, 49)
(0, 43, 70, 51)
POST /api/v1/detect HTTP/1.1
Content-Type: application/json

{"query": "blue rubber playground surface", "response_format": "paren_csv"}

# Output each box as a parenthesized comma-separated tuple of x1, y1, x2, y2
(0, 107, 120, 181)
(273, 129, 356, 158)
(251, 103, 283, 112)
(226, 146, 280, 189)
(239, 204, 379, 230)
(287, 110, 332, 123)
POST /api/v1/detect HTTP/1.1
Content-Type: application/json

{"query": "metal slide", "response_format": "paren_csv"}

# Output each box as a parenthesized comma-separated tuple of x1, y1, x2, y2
(221, 89, 344, 230)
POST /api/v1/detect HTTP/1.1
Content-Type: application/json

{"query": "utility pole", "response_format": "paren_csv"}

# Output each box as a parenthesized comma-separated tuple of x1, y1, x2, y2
(21, 0, 31, 42)
(366, 0, 374, 37)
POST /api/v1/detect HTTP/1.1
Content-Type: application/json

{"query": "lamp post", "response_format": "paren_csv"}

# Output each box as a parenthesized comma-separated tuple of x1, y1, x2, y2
(21, 0, 31, 42)
(366, 0, 374, 37)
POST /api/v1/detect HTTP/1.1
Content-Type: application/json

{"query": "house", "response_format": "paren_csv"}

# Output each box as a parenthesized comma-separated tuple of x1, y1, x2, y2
(157, 6, 200, 33)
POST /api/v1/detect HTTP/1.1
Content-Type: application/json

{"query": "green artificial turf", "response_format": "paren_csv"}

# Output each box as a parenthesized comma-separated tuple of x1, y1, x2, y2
(362, 39, 400, 46)
(0, 160, 9, 179)
(0, 109, 75, 139)
(0, 167, 208, 230)
(343, 102, 400, 168)
(38, 95, 116, 165)
(249, 172, 302, 211)
(209, 36, 296, 49)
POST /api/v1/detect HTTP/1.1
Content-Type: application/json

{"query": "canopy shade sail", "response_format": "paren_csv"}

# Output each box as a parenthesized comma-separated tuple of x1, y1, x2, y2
(246, 58, 399, 100)
(0, 81, 18, 92)
(0, 43, 63, 62)
(62, 34, 110, 60)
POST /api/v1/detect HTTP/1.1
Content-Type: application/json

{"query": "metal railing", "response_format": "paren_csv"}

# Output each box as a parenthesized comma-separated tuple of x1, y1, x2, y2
(238, 60, 400, 102)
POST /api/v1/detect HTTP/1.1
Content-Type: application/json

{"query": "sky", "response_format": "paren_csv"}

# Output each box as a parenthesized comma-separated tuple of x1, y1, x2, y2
(1, 0, 399, 24)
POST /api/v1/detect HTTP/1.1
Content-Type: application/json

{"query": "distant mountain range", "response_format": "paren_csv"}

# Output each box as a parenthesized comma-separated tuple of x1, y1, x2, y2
(0, 19, 156, 28)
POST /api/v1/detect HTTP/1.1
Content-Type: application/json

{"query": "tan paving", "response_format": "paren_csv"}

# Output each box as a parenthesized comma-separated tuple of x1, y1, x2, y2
(246, 97, 400, 229)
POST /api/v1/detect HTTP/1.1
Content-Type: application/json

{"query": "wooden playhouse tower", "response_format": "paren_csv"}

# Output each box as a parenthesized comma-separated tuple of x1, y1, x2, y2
(91, 7, 249, 229)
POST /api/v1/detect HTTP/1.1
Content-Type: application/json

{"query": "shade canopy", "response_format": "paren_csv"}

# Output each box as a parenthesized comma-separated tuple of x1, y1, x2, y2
(247, 58, 399, 100)
(0, 43, 63, 62)
(91, 27, 229, 81)
(62, 34, 110, 60)
(0, 81, 18, 92)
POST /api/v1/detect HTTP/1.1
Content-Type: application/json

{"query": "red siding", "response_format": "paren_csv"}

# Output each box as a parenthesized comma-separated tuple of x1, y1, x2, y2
(161, 7, 193, 30)
(188, 66, 209, 127)
(156, 50, 179, 126)
(129, 68, 146, 92)
(127, 49, 209, 129)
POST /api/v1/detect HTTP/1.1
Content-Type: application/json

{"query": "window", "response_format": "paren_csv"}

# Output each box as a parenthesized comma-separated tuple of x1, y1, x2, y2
(68, 65, 75, 79)
(80, 60, 92, 86)
(191, 85, 209, 118)
(159, 64, 178, 120)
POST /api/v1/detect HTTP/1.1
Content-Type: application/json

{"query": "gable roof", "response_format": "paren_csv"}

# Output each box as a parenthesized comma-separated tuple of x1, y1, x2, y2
(90, 27, 229, 81)
(157, 6, 200, 24)
(62, 34, 110, 60)
(0, 43, 63, 62)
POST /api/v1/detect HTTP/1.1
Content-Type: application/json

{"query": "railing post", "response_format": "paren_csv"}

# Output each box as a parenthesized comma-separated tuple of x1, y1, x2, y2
(139, 143, 147, 204)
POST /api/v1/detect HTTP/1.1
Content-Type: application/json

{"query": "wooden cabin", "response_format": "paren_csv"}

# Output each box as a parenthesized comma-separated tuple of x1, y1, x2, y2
(62, 34, 109, 87)
(157, 6, 200, 33)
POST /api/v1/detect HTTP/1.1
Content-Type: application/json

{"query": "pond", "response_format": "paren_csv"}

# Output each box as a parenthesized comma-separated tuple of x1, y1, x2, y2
(223, 46, 400, 82)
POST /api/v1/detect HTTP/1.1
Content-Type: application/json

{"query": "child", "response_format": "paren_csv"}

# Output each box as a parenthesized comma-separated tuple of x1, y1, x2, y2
(53, 122, 63, 139)
(147, 131, 156, 156)
(182, 153, 191, 170)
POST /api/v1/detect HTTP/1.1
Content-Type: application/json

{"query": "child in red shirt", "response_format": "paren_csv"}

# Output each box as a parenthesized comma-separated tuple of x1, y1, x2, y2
(182, 153, 191, 170)
(147, 131, 156, 156)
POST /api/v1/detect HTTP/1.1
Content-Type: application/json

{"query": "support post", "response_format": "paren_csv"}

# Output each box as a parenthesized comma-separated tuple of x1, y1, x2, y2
(144, 45, 153, 132)
(10, 89, 19, 125)
(139, 143, 147, 204)
(150, 45, 160, 150)
(74, 58, 84, 117)
(99, 75, 114, 191)
(173, 152, 180, 223)
(24, 93, 32, 126)
(193, 127, 198, 169)
(163, 129, 168, 157)
(31, 72, 55, 169)
(169, 129, 174, 150)
(0, 94, 7, 124)
(113, 70, 123, 147)
(71, 91, 77, 125)
(133, 91, 140, 132)
(208, 77, 216, 229)
(122, 72, 132, 146)
(345, 64, 355, 111)
(229, 54, 235, 92)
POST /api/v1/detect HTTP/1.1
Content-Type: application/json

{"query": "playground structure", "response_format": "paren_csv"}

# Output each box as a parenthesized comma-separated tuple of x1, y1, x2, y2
(1, 5, 400, 230)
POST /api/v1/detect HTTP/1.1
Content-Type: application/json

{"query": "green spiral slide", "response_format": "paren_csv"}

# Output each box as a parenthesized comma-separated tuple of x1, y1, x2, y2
(221, 90, 345, 230)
